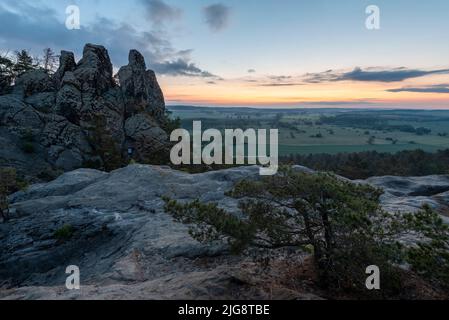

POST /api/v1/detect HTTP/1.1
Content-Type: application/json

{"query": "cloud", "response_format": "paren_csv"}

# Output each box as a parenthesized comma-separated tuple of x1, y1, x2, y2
(268, 75, 292, 80)
(255, 75, 302, 87)
(387, 84, 449, 94)
(258, 83, 303, 87)
(301, 100, 377, 106)
(0, 1, 71, 48)
(0, 1, 216, 78)
(203, 4, 231, 32)
(247, 69, 256, 73)
(152, 58, 217, 77)
(141, 0, 182, 25)
(304, 67, 449, 83)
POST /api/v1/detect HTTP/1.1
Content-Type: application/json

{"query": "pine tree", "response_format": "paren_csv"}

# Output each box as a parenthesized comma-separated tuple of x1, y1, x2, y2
(41, 48, 58, 74)
(0, 54, 14, 94)
(13, 50, 36, 76)
(164, 167, 449, 296)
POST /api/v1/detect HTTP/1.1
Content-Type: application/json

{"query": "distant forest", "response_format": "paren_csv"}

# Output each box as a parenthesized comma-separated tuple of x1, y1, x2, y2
(282, 149, 449, 179)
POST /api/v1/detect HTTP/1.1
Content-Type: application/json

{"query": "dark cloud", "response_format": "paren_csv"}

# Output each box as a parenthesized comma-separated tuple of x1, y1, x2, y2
(141, 0, 182, 24)
(247, 69, 256, 73)
(304, 67, 449, 83)
(303, 70, 337, 83)
(203, 4, 231, 32)
(269, 75, 292, 81)
(258, 83, 303, 87)
(302, 100, 377, 106)
(388, 84, 449, 94)
(152, 58, 217, 77)
(0, 1, 215, 78)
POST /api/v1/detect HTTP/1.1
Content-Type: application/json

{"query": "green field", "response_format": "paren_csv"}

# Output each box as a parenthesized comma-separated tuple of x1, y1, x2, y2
(168, 106, 449, 156)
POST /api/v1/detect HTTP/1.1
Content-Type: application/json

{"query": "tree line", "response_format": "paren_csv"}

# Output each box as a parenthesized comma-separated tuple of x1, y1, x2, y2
(281, 149, 449, 179)
(0, 48, 58, 94)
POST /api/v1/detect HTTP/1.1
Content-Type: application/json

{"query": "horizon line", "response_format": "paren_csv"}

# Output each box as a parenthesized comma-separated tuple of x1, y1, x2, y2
(166, 104, 449, 111)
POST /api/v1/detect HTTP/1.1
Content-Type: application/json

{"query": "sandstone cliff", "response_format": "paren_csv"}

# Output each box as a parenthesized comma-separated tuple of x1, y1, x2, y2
(0, 44, 171, 181)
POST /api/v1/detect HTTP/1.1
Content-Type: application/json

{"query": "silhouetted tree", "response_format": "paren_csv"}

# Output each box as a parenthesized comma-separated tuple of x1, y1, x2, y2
(41, 48, 58, 74)
(0, 54, 14, 94)
(13, 50, 36, 76)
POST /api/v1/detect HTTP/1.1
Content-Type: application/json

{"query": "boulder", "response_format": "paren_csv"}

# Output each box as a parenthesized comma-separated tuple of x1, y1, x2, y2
(25, 92, 56, 114)
(13, 69, 55, 97)
(124, 113, 168, 162)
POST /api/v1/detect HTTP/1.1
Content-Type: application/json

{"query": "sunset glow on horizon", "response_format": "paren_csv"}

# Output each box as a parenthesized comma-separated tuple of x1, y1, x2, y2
(160, 71, 449, 109)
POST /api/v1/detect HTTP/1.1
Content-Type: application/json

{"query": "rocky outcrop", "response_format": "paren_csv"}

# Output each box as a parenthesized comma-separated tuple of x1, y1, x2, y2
(53, 51, 76, 88)
(0, 164, 448, 300)
(117, 50, 165, 120)
(0, 44, 170, 181)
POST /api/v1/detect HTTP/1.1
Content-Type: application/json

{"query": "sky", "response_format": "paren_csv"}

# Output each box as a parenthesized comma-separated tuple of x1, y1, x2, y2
(1, 0, 449, 109)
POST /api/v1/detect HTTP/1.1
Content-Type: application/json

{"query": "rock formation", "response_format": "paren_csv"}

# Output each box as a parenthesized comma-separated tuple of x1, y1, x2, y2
(0, 44, 170, 181)
(0, 164, 448, 299)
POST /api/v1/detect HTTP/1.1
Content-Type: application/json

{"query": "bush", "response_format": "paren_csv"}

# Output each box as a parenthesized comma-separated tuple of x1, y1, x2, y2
(36, 169, 59, 182)
(21, 141, 35, 154)
(403, 206, 449, 288)
(20, 129, 35, 154)
(54, 224, 74, 240)
(0, 168, 19, 222)
(163, 167, 449, 297)
(87, 114, 123, 171)
(162, 112, 181, 134)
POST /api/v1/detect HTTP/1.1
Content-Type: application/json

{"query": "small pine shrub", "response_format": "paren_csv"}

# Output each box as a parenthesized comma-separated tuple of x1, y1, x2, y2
(54, 224, 74, 240)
